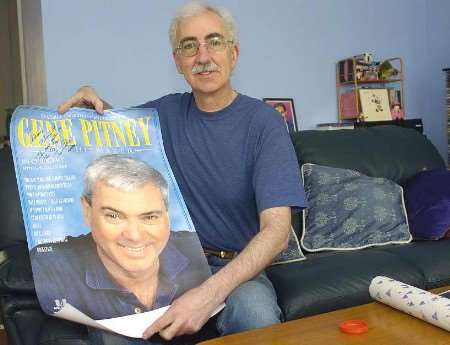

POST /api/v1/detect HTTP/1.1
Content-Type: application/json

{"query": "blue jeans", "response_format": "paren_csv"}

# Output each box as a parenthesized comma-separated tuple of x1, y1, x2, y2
(88, 256, 282, 344)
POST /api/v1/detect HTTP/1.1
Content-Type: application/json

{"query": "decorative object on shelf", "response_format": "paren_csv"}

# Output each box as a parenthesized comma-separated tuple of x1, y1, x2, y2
(336, 54, 405, 122)
(354, 52, 373, 65)
(263, 98, 298, 134)
(390, 102, 404, 119)
(360, 65, 379, 81)
(358, 89, 392, 121)
(378, 59, 399, 80)
(354, 53, 378, 81)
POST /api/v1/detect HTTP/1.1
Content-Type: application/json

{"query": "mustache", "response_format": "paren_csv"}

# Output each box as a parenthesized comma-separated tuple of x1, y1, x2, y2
(192, 62, 219, 74)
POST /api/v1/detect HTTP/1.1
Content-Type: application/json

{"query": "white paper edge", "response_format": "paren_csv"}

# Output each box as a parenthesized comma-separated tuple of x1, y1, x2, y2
(54, 302, 225, 338)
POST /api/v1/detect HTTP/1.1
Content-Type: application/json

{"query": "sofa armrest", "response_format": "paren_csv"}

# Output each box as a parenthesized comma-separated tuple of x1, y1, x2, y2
(0, 245, 35, 294)
(0, 295, 44, 345)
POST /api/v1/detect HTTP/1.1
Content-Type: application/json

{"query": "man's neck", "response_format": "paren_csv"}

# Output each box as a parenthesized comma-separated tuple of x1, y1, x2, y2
(193, 86, 237, 112)
(113, 266, 160, 308)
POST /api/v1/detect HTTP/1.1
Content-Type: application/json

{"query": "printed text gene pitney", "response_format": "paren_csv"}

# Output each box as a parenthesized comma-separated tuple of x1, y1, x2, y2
(16, 115, 153, 148)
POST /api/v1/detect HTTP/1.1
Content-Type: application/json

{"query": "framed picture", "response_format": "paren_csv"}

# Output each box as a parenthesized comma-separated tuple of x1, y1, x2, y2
(263, 98, 298, 134)
(358, 89, 392, 121)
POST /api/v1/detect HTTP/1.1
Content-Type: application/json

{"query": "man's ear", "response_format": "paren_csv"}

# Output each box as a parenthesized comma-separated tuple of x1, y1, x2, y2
(230, 44, 239, 70)
(81, 197, 92, 227)
(173, 52, 183, 74)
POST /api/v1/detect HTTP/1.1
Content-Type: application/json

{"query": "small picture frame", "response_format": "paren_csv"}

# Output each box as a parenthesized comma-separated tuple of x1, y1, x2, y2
(358, 89, 392, 122)
(263, 98, 298, 134)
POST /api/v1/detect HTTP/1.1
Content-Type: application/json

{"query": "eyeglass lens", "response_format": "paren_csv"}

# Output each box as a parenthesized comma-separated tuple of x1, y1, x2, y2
(178, 35, 230, 57)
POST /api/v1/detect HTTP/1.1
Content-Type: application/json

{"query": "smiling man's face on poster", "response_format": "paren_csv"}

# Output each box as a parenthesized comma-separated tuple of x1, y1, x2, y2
(81, 180, 171, 278)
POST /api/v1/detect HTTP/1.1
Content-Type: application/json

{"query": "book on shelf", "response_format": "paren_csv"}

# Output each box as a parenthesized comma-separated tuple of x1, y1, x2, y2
(339, 91, 358, 119)
(387, 88, 402, 106)
(338, 59, 354, 83)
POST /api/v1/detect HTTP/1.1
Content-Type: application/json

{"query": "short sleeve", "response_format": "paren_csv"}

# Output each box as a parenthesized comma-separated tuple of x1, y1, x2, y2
(252, 111, 307, 213)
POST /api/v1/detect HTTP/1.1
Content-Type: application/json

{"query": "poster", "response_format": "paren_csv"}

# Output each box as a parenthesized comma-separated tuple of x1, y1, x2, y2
(263, 98, 298, 134)
(10, 106, 218, 338)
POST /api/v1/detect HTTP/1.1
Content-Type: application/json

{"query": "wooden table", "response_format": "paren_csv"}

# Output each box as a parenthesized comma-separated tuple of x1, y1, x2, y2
(198, 286, 450, 345)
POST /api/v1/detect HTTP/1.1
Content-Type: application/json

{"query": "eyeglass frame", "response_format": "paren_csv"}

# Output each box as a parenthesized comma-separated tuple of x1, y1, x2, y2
(175, 34, 234, 57)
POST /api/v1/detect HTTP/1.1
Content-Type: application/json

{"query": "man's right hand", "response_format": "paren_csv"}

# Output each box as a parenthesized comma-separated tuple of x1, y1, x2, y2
(57, 86, 110, 114)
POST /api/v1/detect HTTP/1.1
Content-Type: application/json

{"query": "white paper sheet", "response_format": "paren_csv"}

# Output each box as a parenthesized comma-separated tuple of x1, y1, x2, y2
(54, 302, 225, 338)
(369, 276, 450, 332)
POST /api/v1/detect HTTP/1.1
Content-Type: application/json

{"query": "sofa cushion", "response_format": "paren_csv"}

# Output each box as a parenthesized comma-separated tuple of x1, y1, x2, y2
(0, 295, 47, 345)
(301, 163, 411, 251)
(291, 126, 445, 186)
(266, 248, 424, 320)
(38, 316, 89, 345)
(404, 169, 450, 240)
(377, 240, 450, 289)
(0, 244, 35, 293)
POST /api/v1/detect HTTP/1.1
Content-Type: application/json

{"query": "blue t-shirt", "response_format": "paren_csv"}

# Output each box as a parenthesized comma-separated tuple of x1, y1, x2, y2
(139, 93, 307, 252)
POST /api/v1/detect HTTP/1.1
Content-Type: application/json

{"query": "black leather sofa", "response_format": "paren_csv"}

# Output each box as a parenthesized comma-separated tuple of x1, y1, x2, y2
(267, 125, 450, 321)
(1, 125, 449, 344)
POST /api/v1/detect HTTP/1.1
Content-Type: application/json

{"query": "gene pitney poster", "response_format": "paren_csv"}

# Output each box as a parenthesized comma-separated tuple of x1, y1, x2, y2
(10, 106, 218, 338)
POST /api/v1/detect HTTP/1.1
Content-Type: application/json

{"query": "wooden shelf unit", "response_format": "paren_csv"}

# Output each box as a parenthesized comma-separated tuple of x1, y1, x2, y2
(336, 56, 405, 122)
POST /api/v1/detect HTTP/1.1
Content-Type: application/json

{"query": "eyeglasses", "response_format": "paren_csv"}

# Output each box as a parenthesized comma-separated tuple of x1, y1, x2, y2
(176, 36, 233, 57)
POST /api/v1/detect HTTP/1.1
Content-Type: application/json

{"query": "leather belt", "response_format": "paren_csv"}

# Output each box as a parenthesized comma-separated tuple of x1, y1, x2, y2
(203, 248, 238, 259)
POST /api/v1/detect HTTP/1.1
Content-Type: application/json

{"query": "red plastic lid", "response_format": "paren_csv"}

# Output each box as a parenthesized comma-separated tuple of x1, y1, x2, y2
(339, 320, 369, 334)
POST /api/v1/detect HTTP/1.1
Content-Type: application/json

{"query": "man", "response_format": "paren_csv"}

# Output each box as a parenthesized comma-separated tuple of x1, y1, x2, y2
(30, 154, 210, 320)
(58, 1, 307, 344)
(274, 102, 295, 134)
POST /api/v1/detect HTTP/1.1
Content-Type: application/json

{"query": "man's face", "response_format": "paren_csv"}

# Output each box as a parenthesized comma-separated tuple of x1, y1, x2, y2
(173, 11, 238, 97)
(81, 181, 170, 278)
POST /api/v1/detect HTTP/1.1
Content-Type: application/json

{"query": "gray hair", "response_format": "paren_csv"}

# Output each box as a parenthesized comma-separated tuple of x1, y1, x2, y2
(82, 154, 169, 209)
(169, 1, 239, 50)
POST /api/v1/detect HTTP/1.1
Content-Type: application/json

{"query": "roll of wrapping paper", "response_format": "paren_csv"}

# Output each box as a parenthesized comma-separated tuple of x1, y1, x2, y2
(369, 276, 450, 332)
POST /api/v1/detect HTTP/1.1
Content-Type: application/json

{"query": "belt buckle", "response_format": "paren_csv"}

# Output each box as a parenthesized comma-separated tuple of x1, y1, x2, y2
(220, 250, 226, 259)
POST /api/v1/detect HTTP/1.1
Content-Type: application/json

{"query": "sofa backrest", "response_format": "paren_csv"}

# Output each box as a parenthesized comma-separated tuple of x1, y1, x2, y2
(0, 125, 445, 250)
(0, 147, 27, 250)
(291, 125, 445, 186)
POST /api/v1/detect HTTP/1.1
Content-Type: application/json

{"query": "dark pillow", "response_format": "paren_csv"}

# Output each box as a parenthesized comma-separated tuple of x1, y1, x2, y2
(404, 169, 450, 240)
(291, 126, 445, 186)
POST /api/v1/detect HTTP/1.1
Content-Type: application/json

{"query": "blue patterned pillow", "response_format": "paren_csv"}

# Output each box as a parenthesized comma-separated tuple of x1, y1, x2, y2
(272, 226, 306, 265)
(301, 163, 411, 251)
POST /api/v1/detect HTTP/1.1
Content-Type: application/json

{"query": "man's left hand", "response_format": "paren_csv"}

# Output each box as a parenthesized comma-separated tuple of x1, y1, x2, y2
(143, 206, 291, 340)
(142, 284, 219, 340)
